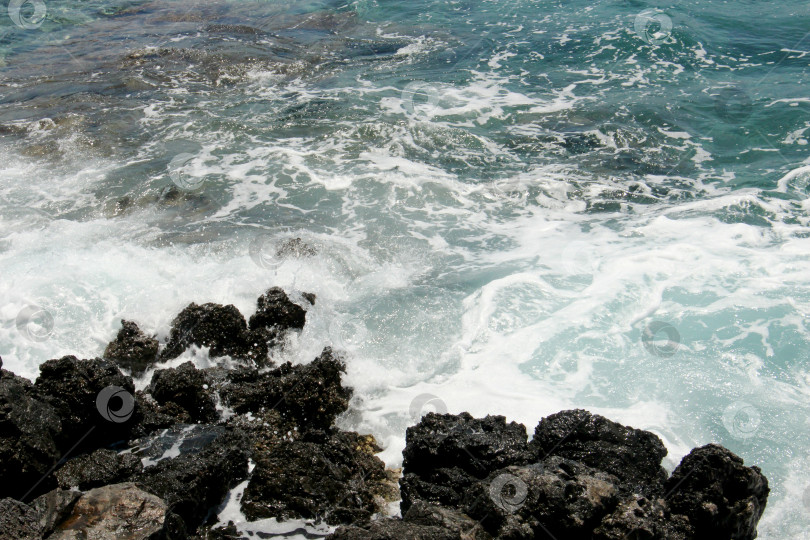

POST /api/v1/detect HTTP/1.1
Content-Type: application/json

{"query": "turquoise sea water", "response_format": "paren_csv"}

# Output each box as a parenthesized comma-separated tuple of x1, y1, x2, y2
(1, 0, 810, 536)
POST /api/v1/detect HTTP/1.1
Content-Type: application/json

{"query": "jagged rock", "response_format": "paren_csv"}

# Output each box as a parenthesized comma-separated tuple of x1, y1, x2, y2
(0, 368, 64, 500)
(0, 497, 42, 539)
(400, 413, 531, 513)
(103, 320, 160, 376)
(34, 356, 136, 451)
(248, 287, 308, 331)
(464, 457, 620, 539)
(529, 409, 668, 497)
(664, 444, 769, 540)
(158, 302, 268, 364)
(149, 361, 218, 423)
(55, 448, 143, 490)
(133, 427, 249, 531)
(241, 430, 392, 525)
(128, 390, 180, 439)
(48, 483, 168, 539)
(220, 347, 351, 431)
(30, 488, 82, 537)
(593, 494, 693, 540)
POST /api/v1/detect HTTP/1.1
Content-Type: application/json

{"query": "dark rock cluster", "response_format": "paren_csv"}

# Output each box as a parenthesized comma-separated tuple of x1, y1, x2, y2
(333, 410, 769, 540)
(0, 284, 770, 540)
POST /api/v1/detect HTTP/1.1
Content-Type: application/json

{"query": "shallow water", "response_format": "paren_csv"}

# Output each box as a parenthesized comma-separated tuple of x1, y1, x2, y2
(1, 0, 810, 537)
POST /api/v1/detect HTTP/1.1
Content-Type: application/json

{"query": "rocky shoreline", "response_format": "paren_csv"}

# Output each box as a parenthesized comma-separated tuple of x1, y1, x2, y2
(0, 285, 769, 539)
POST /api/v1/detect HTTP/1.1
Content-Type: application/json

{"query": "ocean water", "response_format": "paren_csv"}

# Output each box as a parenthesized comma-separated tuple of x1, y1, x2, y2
(1, 0, 809, 536)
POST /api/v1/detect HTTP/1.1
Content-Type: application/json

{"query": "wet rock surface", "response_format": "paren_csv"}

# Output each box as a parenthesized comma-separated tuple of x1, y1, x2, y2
(55, 448, 143, 491)
(529, 408, 668, 497)
(248, 286, 309, 332)
(220, 347, 351, 430)
(158, 302, 266, 363)
(132, 428, 249, 531)
(103, 320, 160, 376)
(400, 412, 531, 512)
(149, 361, 218, 423)
(0, 369, 63, 500)
(664, 444, 769, 540)
(34, 355, 136, 451)
(241, 429, 395, 525)
(0, 292, 771, 539)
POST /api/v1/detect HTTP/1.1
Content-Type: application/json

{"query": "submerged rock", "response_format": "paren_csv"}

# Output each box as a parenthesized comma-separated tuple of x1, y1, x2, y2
(48, 483, 168, 540)
(220, 347, 351, 430)
(665, 444, 769, 540)
(529, 409, 668, 497)
(103, 320, 159, 377)
(400, 412, 531, 513)
(149, 361, 218, 423)
(55, 448, 142, 491)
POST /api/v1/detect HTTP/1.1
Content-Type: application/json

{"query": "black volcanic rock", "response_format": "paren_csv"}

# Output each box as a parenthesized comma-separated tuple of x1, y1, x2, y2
(149, 361, 218, 424)
(464, 458, 620, 539)
(241, 430, 393, 525)
(529, 409, 668, 497)
(329, 501, 491, 539)
(0, 369, 63, 500)
(593, 494, 693, 540)
(34, 356, 136, 451)
(248, 287, 308, 331)
(220, 347, 351, 430)
(55, 448, 142, 491)
(158, 302, 269, 364)
(132, 427, 249, 532)
(103, 320, 159, 377)
(400, 412, 531, 513)
(665, 444, 769, 540)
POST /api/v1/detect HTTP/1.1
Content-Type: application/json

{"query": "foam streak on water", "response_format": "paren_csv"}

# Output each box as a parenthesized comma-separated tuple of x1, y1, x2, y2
(1, 0, 810, 537)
